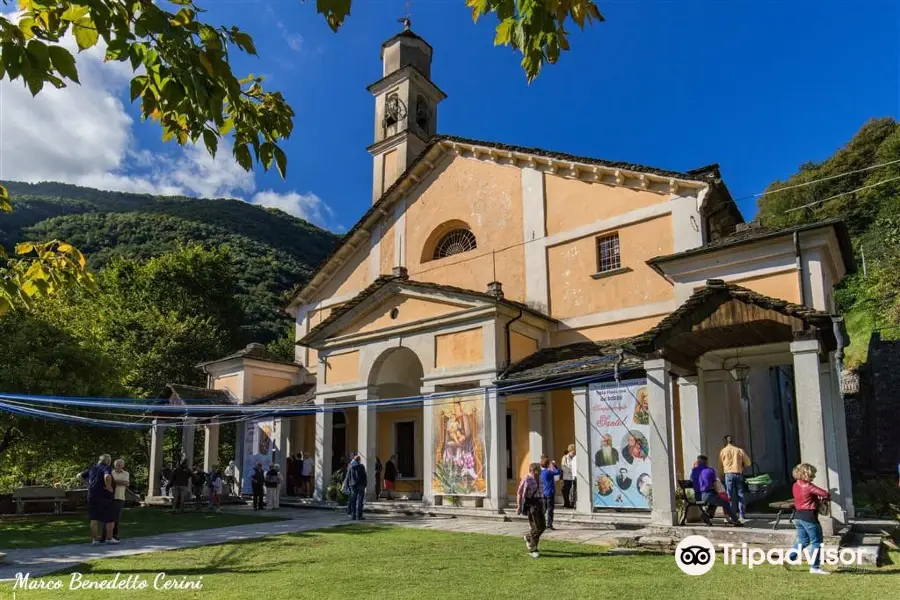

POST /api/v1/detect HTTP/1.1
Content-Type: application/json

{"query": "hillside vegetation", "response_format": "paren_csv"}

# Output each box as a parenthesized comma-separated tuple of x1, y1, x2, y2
(757, 117, 900, 365)
(0, 181, 339, 343)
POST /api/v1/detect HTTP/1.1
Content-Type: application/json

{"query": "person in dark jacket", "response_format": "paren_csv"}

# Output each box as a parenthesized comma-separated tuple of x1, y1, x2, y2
(345, 453, 368, 520)
(190, 466, 206, 510)
(382, 455, 398, 500)
(374, 456, 383, 501)
(170, 461, 192, 513)
(250, 462, 266, 510)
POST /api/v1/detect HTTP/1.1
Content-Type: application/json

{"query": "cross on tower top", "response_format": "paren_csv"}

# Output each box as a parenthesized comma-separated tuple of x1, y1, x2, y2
(398, 1, 412, 30)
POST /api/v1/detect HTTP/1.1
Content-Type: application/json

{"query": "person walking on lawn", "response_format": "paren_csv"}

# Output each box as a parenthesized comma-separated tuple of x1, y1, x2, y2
(346, 453, 368, 520)
(540, 455, 561, 530)
(80, 454, 117, 545)
(101, 458, 129, 543)
(251, 462, 266, 511)
(517, 462, 546, 559)
(690, 455, 742, 526)
(719, 434, 751, 522)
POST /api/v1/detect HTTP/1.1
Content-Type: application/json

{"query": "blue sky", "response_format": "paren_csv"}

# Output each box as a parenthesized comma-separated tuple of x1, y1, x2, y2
(4, 1, 897, 231)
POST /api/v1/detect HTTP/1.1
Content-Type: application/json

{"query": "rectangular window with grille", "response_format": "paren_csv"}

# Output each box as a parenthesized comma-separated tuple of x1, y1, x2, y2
(596, 232, 621, 273)
(395, 421, 416, 478)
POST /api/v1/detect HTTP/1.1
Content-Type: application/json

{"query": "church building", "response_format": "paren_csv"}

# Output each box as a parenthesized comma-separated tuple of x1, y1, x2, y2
(152, 23, 855, 534)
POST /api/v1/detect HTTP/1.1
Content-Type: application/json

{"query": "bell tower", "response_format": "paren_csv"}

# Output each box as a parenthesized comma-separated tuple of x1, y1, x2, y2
(367, 18, 446, 202)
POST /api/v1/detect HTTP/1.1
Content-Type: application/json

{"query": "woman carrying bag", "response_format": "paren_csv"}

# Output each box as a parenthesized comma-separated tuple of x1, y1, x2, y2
(787, 463, 831, 575)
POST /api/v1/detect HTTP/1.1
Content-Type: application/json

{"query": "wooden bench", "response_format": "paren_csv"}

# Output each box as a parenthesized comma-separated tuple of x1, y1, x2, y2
(769, 499, 795, 529)
(12, 486, 67, 515)
(677, 480, 712, 526)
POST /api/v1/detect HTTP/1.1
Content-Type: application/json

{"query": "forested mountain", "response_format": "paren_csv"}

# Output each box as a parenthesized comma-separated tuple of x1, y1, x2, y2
(756, 117, 900, 364)
(0, 181, 340, 343)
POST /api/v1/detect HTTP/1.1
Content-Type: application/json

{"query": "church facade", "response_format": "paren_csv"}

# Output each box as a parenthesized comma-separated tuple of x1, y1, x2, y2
(166, 25, 855, 533)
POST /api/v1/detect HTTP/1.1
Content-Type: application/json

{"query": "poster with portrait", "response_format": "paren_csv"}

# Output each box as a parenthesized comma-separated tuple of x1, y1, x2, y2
(241, 419, 278, 494)
(589, 379, 652, 509)
(431, 393, 487, 496)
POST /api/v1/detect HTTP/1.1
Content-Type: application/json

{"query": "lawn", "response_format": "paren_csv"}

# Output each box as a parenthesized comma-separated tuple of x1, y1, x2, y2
(0, 508, 283, 550)
(4, 525, 899, 599)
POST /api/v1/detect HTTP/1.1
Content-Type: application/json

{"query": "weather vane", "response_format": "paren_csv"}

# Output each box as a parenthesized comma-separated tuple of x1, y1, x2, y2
(398, 1, 412, 30)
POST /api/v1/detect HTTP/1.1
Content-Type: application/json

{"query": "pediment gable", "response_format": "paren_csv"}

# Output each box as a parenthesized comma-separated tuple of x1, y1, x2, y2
(340, 292, 478, 337)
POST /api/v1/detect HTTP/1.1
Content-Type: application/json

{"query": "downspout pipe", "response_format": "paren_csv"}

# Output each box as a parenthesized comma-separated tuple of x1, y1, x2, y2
(794, 231, 807, 309)
(504, 309, 524, 372)
(832, 316, 848, 394)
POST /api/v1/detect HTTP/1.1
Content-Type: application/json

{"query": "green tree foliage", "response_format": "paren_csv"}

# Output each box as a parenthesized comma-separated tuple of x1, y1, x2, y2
(0, 245, 249, 491)
(0, 309, 135, 491)
(756, 117, 900, 364)
(1, 181, 339, 342)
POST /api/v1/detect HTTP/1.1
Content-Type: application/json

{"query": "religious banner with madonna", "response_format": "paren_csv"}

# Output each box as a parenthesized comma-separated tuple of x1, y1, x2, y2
(241, 419, 279, 494)
(589, 379, 652, 509)
(431, 392, 487, 496)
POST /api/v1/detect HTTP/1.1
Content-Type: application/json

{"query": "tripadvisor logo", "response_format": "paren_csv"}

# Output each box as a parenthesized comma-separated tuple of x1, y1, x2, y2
(675, 535, 716, 576)
(675, 535, 866, 574)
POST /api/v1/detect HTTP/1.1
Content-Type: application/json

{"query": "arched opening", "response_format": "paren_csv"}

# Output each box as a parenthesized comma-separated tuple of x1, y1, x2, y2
(367, 347, 426, 496)
(421, 219, 477, 263)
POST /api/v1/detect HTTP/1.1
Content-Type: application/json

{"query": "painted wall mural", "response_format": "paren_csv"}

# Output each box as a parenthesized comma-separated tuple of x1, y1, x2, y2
(432, 393, 487, 496)
(589, 379, 652, 509)
(241, 419, 278, 494)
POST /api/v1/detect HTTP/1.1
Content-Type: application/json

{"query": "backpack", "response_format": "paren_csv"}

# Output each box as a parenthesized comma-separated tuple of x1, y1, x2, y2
(265, 470, 280, 488)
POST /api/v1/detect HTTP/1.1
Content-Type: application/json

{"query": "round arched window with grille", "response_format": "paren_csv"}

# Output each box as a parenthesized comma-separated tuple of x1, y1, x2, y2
(432, 228, 477, 260)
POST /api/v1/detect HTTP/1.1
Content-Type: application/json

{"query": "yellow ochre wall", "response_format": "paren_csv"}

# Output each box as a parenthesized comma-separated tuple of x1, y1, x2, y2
(404, 157, 526, 303)
(323, 351, 359, 385)
(551, 389, 575, 497)
(250, 374, 292, 400)
(546, 215, 675, 319)
(376, 408, 422, 493)
(434, 327, 483, 368)
(505, 397, 531, 497)
(288, 415, 316, 456)
(731, 270, 802, 304)
(544, 175, 671, 236)
(379, 219, 396, 276)
(552, 314, 666, 346)
(510, 331, 539, 363)
(213, 375, 240, 397)
(342, 296, 465, 336)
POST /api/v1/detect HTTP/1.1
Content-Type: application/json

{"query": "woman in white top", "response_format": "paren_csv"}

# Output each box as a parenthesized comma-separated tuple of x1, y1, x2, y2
(560, 445, 577, 509)
(110, 458, 129, 542)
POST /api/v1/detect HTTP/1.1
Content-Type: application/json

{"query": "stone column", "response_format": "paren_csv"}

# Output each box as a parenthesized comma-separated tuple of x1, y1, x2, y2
(791, 338, 835, 536)
(203, 418, 220, 472)
(827, 355, 855, 520)
(181, 419, 196, 468)
(527, 393, 545, 463)
(421, 385, 436, 507)
(484, 382, 507, 512)
(148, 419, 166, 497)
(314, 398, 333, 502)
(572, 386, 592, 515)
(645, 359, 677, 525)
(276, 418, 291, 498)
(677, 376, 702, 478)
(357, 388, 378, 501)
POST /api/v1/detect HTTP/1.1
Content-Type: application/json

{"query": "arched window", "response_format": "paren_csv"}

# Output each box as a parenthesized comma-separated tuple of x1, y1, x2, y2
(433, 228, 477, 260)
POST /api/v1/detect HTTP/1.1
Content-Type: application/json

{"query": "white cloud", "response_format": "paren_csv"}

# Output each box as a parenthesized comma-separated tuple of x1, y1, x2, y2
(251, 190, 333, 224)
(0, 16, 334, 229)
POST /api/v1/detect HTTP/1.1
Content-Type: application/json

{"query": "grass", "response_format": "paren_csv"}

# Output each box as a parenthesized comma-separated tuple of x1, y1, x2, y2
(0, 507, 284, 550)
(3, 525, 899, 599)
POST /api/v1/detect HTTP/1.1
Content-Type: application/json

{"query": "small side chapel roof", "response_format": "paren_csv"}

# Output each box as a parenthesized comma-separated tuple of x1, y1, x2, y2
(287, 135, 722, 309)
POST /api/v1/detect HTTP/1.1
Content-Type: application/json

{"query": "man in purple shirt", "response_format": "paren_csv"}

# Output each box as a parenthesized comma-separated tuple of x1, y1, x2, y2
(689, 455, 742, 526)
